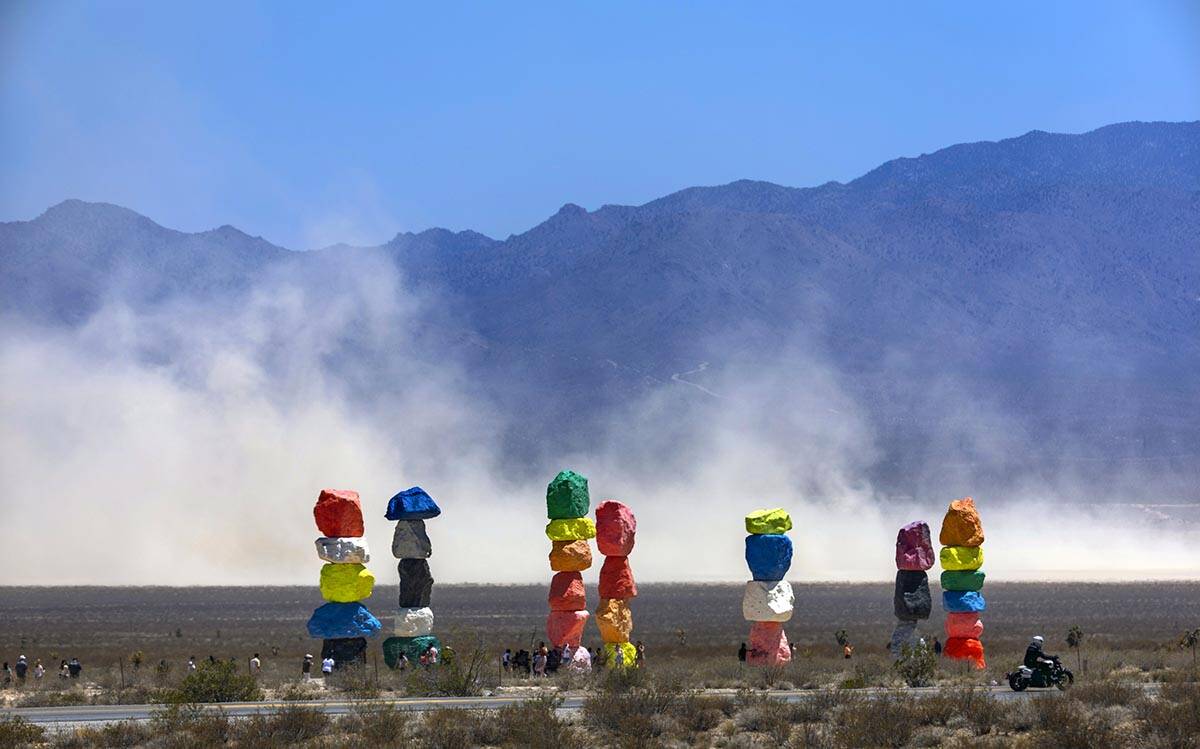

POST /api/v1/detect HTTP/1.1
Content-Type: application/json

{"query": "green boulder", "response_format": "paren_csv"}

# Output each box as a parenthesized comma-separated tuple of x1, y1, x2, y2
(383, 635, 442, 668)
(546, 470, 590, 520)
(940, 569, 986, 591)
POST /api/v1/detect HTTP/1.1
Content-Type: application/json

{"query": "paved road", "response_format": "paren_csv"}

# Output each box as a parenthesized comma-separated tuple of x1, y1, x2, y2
(3, 685, 1080, 727)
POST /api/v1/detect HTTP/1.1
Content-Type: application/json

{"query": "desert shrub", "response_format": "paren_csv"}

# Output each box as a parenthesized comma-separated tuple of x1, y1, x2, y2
(894, 642, 937, 687)
(789, 690, 844, 724)
(1134, 682, 1200, 746)
(151, 703, 234, 747)
(671, 693, 735, 733)
(349, 704, 411, 746)
(1071, 679, 1137, 706)
(491, 695, 581, 749)
(582, 681, 682, 746)
(831, 691, 919, 749)
(15, 688, 90, 707)
(0, 717, 45, 745)
(235, 705, 330, 746)
(414, 708, 502, 749)
(405, 647, 492, 697)
(167, 660, 261, 703)
(1032, 694, 1115, 749)
(733, 694, 794, 744)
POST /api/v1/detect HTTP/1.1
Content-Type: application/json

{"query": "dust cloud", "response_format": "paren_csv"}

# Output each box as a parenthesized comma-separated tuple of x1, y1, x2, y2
(1, 258, 1196, 584)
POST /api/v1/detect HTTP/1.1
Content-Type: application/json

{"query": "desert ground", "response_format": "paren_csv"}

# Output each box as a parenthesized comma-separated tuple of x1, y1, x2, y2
(2, 583, 1197, 747)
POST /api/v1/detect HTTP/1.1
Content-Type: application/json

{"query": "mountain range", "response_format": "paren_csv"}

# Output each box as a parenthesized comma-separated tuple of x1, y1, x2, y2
(3, 121, 1198, 497)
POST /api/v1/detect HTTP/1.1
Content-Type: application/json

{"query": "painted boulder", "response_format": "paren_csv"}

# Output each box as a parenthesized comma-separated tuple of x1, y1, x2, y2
(944, 612, 984, 639)
(315, 537, 370, 564)
(546, 517, 596, 541)
(546, 470, 590, 520)
(549, 539, 593, 571)
(385, 486, 441, 521)
(940, 546, 984, 571)
(598, 555, 637, 599)
(745, 508, 793, 535)
(397, 558, 434, 608)
(742, 580, 795, 622)
(314, 489, 364, 538)
(939, 497, 984, 547)
(940, 569, 986, 591)
(320, 637, 367, 668)
(745, 534, 793, 581)
(546, 610, 589, 647)
(595, 500, 636, 556)
(383, 635, 442, 668)
(596, 598, 634, 643)
(747, 621, 792, 666)
(895, 521, 934, 571)
(307, 602, 381, 639)
(602, 641, 638, 670)
(548, 571, 587, 611)
(394, 606, 435, 637)
(893, 570, 932, 621)
(391, 520, 432, 559)
(889, 620, 919, 658)
(943, 636, 986, 669)
(319, 563, 375, 603)
(942, 589, 986, 613)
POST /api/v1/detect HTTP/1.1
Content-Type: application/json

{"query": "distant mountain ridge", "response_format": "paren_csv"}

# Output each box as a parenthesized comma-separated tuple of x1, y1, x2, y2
(3, 121, 1198, 495)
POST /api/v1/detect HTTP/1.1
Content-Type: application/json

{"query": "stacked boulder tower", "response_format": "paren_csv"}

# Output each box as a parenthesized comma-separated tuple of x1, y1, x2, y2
(742, 508, 795, 666)
(308, 489, 381, 668)
(545, 471, 595, 657)
(382, 487, 442, 669)
(891, 521, 934, 657)
(938, 497, 987, 669)
(595, 500, 638, 668)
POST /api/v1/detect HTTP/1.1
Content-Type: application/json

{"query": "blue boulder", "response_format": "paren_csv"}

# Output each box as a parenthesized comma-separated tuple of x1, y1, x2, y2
(942, 590, 986, 613)
(745, 534, 792, 581)
(307, 602, 382, 639)
(385, 486, 442, 521)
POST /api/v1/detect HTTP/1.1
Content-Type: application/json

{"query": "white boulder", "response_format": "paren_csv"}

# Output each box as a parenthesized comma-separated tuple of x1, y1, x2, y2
(315, 537, 370, 564)
(742, 580, 794, 622)
(394, 606, 435, 637)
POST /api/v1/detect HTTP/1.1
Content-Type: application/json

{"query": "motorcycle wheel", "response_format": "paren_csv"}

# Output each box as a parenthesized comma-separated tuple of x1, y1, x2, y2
(1008, 673, 1027, 692)
(1056, 670, 1074, 690)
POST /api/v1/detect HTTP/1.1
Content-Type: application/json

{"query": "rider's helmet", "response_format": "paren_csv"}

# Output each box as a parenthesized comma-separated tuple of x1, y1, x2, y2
(1031, 636, 1044, 648)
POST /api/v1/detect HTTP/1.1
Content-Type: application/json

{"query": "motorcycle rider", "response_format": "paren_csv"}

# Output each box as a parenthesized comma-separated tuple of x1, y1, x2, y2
(1024, 636, 1057, 681)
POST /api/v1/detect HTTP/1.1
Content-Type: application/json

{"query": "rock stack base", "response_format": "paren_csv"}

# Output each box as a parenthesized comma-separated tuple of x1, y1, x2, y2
(939, 497, 987, 669)
(743, 508, 793, 666)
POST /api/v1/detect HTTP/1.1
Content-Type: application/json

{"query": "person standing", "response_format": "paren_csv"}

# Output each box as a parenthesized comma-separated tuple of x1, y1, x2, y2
(532, 648, 547, 677)
(187, 656, 197, 673)
(933, 638, 942, 656)
(59, 660, 69, 679)
(15, 656, 28, 684)
(501, 648, 512, 674)
(33, 660, 45, 681)
(397, 652, 409, 671)
(737, 642, 747, 662)
(249, 653, 261, 676)
(635, 641, 645, 668)
(321, 656, 334, 676)
(842, 643, 854, 660)
(68, 658, 82, 678)
(427, 644, 440, 667)
(301, 654, 312, 679)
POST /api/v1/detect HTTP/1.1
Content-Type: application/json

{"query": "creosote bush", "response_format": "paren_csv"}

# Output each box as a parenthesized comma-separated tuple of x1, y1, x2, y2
(167, 660, 261, 703)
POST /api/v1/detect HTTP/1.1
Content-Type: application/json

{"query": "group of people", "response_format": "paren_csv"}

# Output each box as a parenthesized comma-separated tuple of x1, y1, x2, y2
(2, 656, 81, 685)
(501, 640, 645, 677)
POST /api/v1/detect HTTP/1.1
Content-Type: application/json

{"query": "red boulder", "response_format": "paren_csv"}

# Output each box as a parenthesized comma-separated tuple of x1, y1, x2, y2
(595, 500, 636, 556)
(314, 489, 364, 537)
(548, 572, 587, 612)
(546, 610, 589, 647)
(944, 612, 984, 639)
(943, 637, 986, 669)
(598, 555, 637, 599)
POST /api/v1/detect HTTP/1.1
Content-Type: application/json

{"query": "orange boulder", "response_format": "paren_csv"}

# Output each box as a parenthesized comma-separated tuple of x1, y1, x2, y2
(943, 637, 986, 669)
(939, 497, 984, 547)
(596, 598, 634, 643)
(549, 540, 593, 572)
(944, 612, 984, 639)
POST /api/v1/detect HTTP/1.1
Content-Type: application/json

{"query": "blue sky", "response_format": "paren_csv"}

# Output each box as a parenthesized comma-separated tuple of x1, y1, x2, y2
(2, 1, 1197, 248)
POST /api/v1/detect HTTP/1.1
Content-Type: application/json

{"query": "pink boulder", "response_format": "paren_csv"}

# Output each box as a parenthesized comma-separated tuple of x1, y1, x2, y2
(548, 572, 587, 612)
(314, 489, 364, 537)
(598, 555, 637, 599)
(746, 621, 792, 666)
(595, 500, 636, 556)
(895, 521, 934, 571)
(944, 612, 984, 639)
(546, 610, 589, 647)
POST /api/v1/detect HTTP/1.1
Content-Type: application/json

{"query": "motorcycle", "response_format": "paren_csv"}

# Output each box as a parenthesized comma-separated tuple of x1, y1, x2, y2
(1007, 656, 1074, 691)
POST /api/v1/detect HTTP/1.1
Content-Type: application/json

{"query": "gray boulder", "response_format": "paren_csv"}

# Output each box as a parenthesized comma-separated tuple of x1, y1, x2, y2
(391, 520, 432, 559)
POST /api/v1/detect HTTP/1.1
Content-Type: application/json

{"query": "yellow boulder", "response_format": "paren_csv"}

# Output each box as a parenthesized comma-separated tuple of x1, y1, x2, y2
(602, 641, 637, 669)
(940, 546, 983, 571)
(545, 517, 596, 541)
(596, 598, 633, 642)
(745, 508, 793, 535)
(319, 563, 375, 603)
